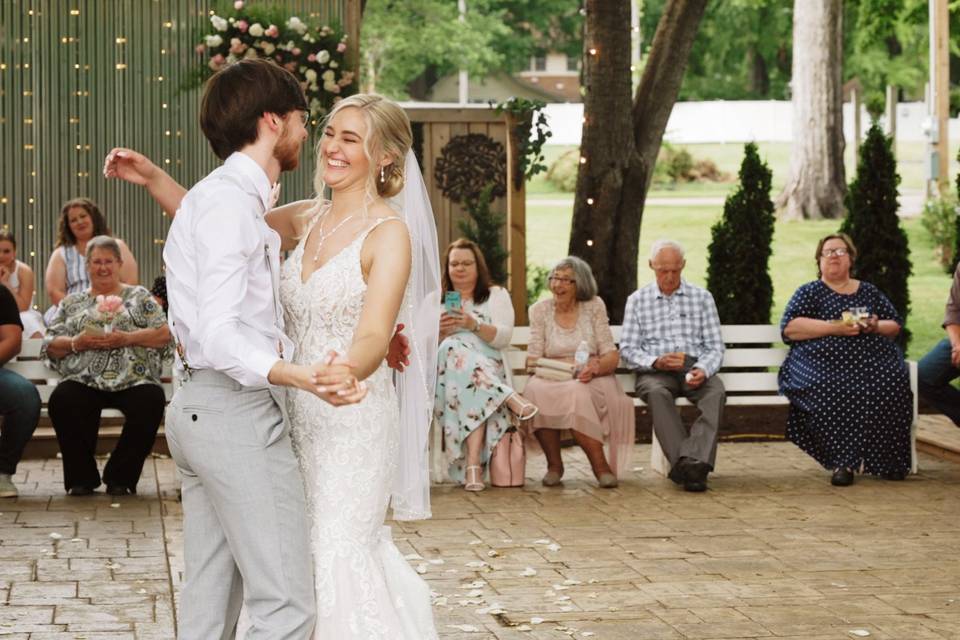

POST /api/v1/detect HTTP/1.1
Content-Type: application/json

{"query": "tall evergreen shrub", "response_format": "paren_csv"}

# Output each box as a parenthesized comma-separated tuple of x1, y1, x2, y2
(840, 123, 912, 346)
(706, 143, 775, 323)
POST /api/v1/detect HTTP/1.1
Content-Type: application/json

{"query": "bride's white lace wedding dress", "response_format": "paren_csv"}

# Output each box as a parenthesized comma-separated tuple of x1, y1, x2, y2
(279, 216, 438, 639)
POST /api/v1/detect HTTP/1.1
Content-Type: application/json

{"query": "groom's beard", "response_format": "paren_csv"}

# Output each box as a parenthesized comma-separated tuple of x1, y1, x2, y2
(274, 130, 302, 172)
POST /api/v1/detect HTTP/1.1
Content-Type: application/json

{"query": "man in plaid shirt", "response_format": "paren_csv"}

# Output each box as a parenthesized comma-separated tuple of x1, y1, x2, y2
(620, 240, 725, 492)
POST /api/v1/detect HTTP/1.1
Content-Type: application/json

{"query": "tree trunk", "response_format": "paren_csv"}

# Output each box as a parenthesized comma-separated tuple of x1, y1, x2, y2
(568, 0, 707, 323)
(776, 0, 845, 220)
(748, 45, 770, 96)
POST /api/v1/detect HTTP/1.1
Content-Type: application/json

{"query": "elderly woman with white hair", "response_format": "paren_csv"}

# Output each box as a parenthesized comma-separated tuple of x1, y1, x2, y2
(522, 256, 634, 488)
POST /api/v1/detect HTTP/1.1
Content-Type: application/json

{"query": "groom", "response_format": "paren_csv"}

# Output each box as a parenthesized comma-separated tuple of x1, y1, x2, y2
(114, 59, 362, 639)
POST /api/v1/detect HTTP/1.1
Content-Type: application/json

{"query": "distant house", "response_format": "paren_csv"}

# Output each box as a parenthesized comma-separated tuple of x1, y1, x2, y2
(428, 52, 582, 103)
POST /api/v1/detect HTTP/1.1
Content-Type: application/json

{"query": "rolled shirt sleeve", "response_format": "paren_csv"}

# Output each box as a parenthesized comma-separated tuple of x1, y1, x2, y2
(193, 201, 279, 386)
(944, 264, 960, 327)
(692, 292, 724, 377)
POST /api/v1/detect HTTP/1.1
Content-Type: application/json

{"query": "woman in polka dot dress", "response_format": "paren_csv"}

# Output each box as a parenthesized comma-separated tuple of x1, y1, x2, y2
(778, 233, 912, 487)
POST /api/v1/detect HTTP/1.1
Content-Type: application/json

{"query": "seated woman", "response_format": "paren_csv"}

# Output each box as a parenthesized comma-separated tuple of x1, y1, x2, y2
(44, 198, 138, 325)
(522, 256, 634, 488)
(435, 238, 537, 491)
(42, 236, 170, 496)
(0, 230, 45, 337)
(779, 233, 912, 486)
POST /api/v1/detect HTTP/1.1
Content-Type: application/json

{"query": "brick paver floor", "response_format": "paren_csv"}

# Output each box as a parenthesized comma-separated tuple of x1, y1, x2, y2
(2, 439, 959, 639)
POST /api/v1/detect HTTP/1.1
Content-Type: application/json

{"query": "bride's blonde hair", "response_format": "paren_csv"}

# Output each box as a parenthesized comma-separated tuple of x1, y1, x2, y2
(312, 94, 413, 201)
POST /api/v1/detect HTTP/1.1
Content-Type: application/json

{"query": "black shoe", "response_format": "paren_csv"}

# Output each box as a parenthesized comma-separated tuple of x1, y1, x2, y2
(667, 463, 687, 485)
(67, 486, 94, 496)
(682, 461, 710, 492)
(880, 470, 906, 481)
(106, 485, 136, 496)
(831, 468, 854, 486)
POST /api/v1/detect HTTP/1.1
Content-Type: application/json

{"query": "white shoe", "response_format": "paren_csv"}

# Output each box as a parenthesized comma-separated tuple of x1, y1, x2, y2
(0, 473, 18, 498)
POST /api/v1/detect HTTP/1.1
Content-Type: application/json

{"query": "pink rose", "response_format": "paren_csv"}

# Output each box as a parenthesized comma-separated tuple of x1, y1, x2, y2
(337, 42, 347, 53)
(96, 294, 124, 315)
(234, 0, 244, 9)
(211, 53, 225, 64)
(292, 47, 301, 56)
(284, 62, 297, 71)
(195, 44, 206, 54)
(307, 53, 316, 62)
(265, 24, 280, 38)
(237, 20, 249, 32)
(229, 38, 245, 54)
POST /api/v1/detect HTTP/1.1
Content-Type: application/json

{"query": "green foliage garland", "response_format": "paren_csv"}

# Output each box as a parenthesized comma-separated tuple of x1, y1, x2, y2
(491, 97, 552, 189)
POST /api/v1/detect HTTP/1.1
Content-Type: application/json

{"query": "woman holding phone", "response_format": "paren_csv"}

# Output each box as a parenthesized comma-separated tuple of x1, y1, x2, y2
(435, 238, 537, 491)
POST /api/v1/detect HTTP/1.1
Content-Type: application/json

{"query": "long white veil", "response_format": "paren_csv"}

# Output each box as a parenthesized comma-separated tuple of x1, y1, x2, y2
(387, 149, 441, 520)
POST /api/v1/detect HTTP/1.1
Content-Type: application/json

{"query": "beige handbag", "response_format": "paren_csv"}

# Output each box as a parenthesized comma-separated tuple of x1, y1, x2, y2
(489, 428, 525, 487)
(533, 357, 574, 381)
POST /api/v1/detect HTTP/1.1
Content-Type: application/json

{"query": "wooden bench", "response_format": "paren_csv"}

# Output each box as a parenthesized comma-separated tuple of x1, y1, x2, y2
(3, 338, 175, 450)
(502, 324, 919, 475)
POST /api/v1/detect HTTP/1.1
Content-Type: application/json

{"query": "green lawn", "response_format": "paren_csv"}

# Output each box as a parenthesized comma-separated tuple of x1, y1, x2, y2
(525, 196, 952, 361)
(529, 140, 957, 197)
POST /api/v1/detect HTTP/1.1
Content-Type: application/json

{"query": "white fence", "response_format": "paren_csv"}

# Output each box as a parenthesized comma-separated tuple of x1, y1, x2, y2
(544, 101, 960, 146)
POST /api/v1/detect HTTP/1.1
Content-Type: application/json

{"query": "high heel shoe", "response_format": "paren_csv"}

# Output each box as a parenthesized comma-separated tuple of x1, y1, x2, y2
(508, 393, 539, 422)
(464, 465, 485, 491)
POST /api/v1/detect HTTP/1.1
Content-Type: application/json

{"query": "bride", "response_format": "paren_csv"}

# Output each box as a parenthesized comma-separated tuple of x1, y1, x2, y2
(105, 94, 440, 638)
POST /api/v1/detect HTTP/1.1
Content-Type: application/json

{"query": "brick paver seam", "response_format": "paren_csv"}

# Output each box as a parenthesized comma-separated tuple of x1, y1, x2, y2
(152, 456, 180, 635)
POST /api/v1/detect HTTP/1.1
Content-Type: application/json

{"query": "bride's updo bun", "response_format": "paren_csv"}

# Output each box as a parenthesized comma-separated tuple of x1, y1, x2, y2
(315, 94, 413, 199)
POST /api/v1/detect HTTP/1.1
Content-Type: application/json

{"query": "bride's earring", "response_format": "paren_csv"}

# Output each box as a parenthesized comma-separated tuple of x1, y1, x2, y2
(380, 166, 386, 183)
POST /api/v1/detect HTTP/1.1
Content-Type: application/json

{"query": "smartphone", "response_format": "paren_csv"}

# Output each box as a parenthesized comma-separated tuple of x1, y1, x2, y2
(444, 291, 461, 314)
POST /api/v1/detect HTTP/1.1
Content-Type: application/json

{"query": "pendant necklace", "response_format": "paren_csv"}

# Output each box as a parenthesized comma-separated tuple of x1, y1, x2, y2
(312, 213, 355, 262)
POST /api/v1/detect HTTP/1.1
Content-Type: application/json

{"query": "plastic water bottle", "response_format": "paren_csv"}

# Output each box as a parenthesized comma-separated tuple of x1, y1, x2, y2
(574, 340, 590, 377)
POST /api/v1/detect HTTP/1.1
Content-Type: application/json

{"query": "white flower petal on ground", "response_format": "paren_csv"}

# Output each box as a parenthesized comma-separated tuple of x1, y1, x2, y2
(428, 558, 445, 565)
(552, 584, 570, 591)
(487, 550, 499, 557)
(404, 553, 423, 560)
(533, 538, 551, 545)
(563, 579, 582, 585)
(415, 563, 428, 574)
(849, 632, 871, 638)
(521, 567, 538, 577)
(467, 589, 483, 597)
(469, 539, 482, 545)
(447, 624, 480, 632)
(465, 560, 489, 568)
(546, 543, 562, 552)
(555, 595, 571, 601)
(581, 633, 595, 638)
(48, 532, 62, 540)
(530, 617, 545, 625)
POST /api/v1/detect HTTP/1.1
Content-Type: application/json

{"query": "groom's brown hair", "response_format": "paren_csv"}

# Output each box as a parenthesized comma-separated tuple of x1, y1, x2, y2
(200, 58, 308, 160)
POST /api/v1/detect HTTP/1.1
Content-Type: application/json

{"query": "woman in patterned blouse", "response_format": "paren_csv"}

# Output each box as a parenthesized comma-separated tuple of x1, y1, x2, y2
(42, 235, 171, 496)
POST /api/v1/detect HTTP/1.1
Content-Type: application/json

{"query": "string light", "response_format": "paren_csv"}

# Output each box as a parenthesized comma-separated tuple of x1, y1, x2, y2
(586, 240, 594, 247)
(588, 48, 597, 56)
(579, 156, 586, 164)
(587, 198, 594, 205)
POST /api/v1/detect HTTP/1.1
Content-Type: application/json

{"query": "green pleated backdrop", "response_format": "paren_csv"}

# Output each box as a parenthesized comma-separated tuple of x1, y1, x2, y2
(0, 0, 351, 307)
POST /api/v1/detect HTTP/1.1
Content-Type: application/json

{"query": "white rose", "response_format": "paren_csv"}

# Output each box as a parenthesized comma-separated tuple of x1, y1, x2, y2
(261, 42, 276, 55)
(316, 50, 330, 64)
(204, 34, 223, 48)
(321, 70, 336, 83)
(323, 81, 338, 93)
(226, 53, 237, 63)
(243, 48, 258, 59)
(310, 98, 322, 111)
(286, 17, 307, 34)
(304, 69, 318, 82)
(210, 15, 228, 31)
(303, 35, 315, 43)
(248, 22, 264, 37)
(329, 61, 338, 69)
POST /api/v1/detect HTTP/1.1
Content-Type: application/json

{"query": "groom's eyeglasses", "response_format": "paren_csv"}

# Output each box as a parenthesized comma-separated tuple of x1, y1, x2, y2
(289, 110, 309, 127)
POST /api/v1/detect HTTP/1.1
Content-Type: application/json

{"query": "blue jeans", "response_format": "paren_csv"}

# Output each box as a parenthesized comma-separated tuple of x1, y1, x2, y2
(918, 338, 960, 426)
(0, 368, 42, 475)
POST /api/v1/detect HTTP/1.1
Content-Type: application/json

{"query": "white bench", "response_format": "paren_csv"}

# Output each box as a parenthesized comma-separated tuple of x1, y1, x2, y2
(502, 324, 919, 475)
(4, 338, 175, 428)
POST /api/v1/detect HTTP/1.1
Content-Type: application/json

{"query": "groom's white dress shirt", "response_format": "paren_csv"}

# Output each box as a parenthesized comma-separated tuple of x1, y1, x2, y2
(163, 152, 294, 388)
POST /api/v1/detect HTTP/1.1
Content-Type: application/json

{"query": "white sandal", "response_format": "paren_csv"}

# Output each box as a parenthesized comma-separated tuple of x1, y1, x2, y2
(464, 465, 485, 491)
(508, 393, 539, 422)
